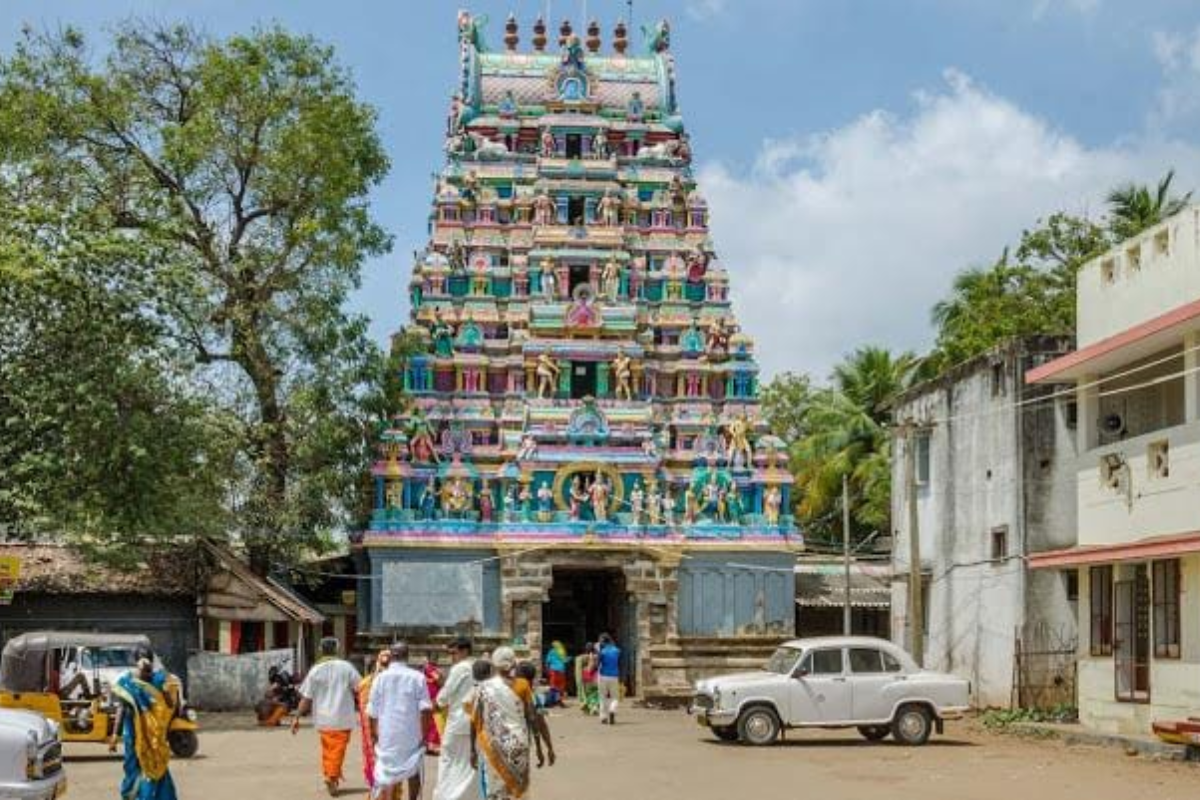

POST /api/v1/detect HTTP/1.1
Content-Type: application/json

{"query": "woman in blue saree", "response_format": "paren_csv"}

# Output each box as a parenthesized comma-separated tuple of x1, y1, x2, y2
(107, 648, 179, 800)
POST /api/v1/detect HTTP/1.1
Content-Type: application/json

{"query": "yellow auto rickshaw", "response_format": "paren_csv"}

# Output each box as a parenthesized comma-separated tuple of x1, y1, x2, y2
(0, 631, 200, 757)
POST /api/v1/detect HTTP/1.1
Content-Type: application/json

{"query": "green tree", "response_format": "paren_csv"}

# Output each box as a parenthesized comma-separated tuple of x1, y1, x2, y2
(760, 372, 815, 447)
(792, 347, 915, 544)
(1107, 170, 1193, 241)
(0, 22, 390, 569)
(927, 212, 1108, 374)
(0, 198, 235, 558)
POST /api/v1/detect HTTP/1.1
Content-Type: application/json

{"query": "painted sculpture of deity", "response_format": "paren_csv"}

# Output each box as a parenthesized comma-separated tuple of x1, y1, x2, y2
(532, 190, 556, 226)
(683, 487, 697, 525)
(705, 317, 730, 360)
(612, 348, 634, 401)
(535, 352, 561, 399)
(540, 128, 556, 157)
(460, 170, 480, 207)
(408, 407, 441, 464)
(384, 479, 403, 510)
(516, 434, 538, 461)
(478, 479, 495, 522)
(419, 478, 438, 519)
(519, 482, 533, 521)
(593, 128, 609, 159)
(536, 480, 554, 522)
(646, 484, 662, 526)
(431, 309, 456, 358)
(626, 90, 645, 122)
(590, 475, 611, 522)
(498, 90, 518, 118)
(663, 492, 677, 527)
(725, 414, 755, 470)
(630, 482, 645, 524)
(441, 476, 472, 516)
(569, 476, 589, 520)
(601, 257, 621, 301)
(504, 483, 519, 522)
(686, 244, 709, 282)
(448, 238, 468, 274)
(726, 487, 744, 524)
(597, 189, 622, 226)
(764, 484, 782, 526)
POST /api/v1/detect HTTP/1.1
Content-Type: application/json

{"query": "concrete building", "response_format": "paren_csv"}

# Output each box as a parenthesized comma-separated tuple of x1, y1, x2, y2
(1028, 207, 1200, 733)
(891, 337, 1079, 708)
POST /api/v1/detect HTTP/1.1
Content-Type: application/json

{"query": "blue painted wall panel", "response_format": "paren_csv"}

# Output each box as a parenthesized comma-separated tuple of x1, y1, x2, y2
(678, 551, 795, 636)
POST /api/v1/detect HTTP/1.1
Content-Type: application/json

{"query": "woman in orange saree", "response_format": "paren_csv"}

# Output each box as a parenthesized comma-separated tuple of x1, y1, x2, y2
(358, 650, 391, 790)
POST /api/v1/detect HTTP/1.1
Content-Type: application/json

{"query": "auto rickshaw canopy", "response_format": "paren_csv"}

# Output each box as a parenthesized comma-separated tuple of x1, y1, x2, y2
(0, 631, 152, 692)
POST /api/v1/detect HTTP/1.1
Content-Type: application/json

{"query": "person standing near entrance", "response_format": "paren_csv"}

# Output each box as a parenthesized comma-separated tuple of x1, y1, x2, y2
(597, 633, 621, 725)
(292, 637, 362, 797)
(434, 637, 477, 800)
(368, 642, 433, 800)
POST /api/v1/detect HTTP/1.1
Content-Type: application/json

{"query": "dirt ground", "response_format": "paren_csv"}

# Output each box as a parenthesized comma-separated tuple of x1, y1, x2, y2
(62, 707, 1199, 800)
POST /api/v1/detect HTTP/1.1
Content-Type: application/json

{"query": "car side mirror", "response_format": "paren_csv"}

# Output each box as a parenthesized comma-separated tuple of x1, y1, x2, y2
(793, 668, 808, 680)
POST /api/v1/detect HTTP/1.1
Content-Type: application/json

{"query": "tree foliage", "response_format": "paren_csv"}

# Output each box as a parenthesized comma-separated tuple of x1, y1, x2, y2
(0, 22, 392, 567)
(775, 347, 915, 545)
(1107, 169, 1193, 241)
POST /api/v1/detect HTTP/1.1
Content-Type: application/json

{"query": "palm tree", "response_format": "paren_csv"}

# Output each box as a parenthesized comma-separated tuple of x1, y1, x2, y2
(791, 347, 916, 542)
(1107, 169, 1193, 241)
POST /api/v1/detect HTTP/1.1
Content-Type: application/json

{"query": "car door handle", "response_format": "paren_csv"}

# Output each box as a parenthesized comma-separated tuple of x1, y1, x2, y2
(832, 677, 847, 683)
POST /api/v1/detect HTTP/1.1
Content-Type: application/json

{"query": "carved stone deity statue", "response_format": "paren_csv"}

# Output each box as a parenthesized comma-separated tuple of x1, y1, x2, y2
(662, 492, 677, 527)
(629, 481, 645, 524)
(601, 257, 622, 301)
(532, 190, 556, 226)
(725, 414, 755, 470)
(647, 484, 662, 525)
(705, 316, 730, 360)
(535, 352, 561, 399)
(612, 348, 634, 401)
(597, 189, 622, 226)
(540, 259, 557, 298)
(536, 480, 555, 521)
(593, 128, 609, 159)
(764, 484, 782, 526)
(590, 475, 611, 522)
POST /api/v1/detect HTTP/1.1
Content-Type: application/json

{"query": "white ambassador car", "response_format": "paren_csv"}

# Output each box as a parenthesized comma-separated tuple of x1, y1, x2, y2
(0, 708, 65, 799)
(690, 636, 969, 746)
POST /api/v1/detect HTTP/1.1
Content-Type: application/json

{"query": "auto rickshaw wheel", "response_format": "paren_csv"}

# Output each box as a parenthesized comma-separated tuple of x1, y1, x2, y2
(168, 730, 199, 758)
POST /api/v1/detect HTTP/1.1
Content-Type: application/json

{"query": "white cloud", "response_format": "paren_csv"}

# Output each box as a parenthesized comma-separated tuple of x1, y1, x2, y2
(686, 0, 726, 22)
(1150, 27, 1200, 133)
(1031, 0, 1100, 21)
(701, 69, 1200, 380)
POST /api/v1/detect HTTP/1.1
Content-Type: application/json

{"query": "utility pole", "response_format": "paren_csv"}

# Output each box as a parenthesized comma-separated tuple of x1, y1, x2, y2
(905, 423, 924, 665)
(842, 473, 852, 636)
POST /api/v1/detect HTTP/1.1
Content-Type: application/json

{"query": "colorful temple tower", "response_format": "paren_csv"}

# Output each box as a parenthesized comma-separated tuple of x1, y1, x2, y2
(358, 12, 801, 698)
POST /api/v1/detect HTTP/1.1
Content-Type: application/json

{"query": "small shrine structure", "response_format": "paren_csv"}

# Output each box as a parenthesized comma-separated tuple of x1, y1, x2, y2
(358, 12, 801, 698)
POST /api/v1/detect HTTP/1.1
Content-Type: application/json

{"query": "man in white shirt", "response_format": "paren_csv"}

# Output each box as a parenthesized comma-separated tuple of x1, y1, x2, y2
(291, 637, 362, 797)
(368, 642, 433, 800)
(433, 637, 476, 800)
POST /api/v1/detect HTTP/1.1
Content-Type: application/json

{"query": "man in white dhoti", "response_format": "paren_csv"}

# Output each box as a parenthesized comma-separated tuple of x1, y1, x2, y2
(368, 642, 433, 800)
(433, 637, 476, 800)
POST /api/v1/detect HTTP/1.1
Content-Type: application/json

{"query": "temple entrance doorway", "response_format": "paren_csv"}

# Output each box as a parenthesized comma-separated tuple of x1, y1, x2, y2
(568, 263, 591, 294)
(542, 567, 630, 694)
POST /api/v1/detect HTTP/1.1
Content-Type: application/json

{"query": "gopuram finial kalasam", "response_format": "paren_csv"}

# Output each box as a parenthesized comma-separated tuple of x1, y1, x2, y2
(532, 15, 547, 51)
(612, 20, 628, 55)
(504, 13, 519, 51)
(586, 19, 601, 53)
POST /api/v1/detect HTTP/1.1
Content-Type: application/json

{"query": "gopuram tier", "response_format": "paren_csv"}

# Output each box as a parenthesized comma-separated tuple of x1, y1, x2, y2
(358, 13, 802, 700)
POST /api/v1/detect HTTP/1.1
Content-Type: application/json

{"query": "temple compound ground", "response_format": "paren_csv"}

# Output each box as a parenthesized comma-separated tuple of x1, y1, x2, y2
(63, 709, 1198, 799)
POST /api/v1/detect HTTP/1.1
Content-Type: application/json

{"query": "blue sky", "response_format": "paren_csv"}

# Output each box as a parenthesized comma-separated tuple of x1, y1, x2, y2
(6, 0, 1200, 377)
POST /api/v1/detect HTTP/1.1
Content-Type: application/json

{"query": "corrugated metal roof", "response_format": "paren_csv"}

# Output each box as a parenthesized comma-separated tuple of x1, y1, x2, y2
(795, 562, 891, 609)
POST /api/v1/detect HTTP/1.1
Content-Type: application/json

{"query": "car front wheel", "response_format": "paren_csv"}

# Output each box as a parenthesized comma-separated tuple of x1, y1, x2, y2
(891, 705, 933, 746)
(736, 706, 781, 746)
(857, 725, 890, 742)
(711, 725, 740, 742)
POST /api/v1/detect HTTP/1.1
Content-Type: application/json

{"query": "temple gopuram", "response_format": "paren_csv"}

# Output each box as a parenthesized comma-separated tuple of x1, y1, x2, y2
(356, 12, 802, 699)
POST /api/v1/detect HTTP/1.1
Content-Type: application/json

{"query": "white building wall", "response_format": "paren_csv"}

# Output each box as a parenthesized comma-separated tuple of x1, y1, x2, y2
(1077, 208, 1200, 348)
(892, 340, 1077, 708)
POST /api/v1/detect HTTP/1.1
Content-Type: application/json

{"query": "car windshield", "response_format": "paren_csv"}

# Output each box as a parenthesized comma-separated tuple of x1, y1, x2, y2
(764, 646, 801, 675)
(80, 647, 138, 670)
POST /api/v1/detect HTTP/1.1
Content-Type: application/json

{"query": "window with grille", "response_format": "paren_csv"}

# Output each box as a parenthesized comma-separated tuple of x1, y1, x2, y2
(1152, 559, 1181, 659)
(1089, 565, 1113, 656)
